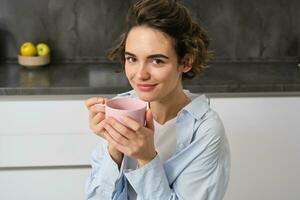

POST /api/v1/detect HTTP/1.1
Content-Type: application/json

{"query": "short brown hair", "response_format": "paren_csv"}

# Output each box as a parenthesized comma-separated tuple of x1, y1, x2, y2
(108, 0, 212, 79)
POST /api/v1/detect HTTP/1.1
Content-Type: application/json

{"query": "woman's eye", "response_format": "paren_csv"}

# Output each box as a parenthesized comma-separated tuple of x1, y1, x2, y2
(152, 59, 164, 65)
(125, 57, 136, 63)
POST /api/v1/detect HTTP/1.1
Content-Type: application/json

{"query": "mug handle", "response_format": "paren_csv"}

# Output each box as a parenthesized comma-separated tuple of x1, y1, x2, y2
(94, 103, 106, 113)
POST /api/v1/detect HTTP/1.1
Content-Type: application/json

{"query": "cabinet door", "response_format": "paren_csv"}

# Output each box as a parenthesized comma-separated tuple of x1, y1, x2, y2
(210, 96, 300, 200)
(0, 95, 111, 200)
(0, 167, 90, 200)
(0, 97, 104, 167)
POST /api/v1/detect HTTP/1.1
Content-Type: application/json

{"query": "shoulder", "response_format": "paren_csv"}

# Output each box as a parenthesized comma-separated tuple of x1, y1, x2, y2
(198, 109, 225, 139)
(192, 108, 229, 164)
(184, 91, 225, 142)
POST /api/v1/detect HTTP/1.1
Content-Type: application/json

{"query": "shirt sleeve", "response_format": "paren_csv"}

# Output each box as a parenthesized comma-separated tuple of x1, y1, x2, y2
(85, 139, 128, 200)
(124, 112, 230, 200)
(172, 130, 230, 200)
(124, 154, 174, 199)
(171, 112, 230, 200)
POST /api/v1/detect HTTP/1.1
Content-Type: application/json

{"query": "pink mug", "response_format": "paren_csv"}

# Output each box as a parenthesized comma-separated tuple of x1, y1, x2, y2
(95, 97, 147, 126)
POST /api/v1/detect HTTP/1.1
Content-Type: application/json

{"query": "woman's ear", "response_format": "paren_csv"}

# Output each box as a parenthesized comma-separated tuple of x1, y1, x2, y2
(179, 54, 193, 73)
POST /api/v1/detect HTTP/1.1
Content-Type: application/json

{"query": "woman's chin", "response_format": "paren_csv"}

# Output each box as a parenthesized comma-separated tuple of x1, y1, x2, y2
(134, 90, 156, 102)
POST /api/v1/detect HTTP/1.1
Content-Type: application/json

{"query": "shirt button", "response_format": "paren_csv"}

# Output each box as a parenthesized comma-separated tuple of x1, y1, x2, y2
(178, 143, 184, 149)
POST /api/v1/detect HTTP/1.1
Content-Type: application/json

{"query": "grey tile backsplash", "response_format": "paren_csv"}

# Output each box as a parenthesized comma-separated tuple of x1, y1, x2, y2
(0, 0, 299, 62)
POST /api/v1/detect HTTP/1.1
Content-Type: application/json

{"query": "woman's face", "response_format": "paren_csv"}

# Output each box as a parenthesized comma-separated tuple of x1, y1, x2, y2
(124, 26, 186, 102)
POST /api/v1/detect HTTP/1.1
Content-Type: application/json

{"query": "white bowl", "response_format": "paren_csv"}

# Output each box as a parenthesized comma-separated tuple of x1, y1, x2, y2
(18, 55, 50, 69)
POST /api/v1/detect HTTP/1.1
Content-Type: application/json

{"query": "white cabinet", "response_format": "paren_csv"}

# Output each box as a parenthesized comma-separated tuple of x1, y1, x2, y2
(0, 168, 90, 200)
(0, 95, 113, 200)
(0, 96, 106, 167)
(210, 96, 300, 200)
(1, 94, 300, 200)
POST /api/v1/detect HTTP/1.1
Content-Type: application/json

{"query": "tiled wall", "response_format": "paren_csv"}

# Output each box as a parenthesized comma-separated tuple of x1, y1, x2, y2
(0, 0, 299, 62)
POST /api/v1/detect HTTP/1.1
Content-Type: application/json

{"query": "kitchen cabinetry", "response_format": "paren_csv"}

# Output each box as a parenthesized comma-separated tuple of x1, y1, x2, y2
(0, 95, 113, 200)
(212, 96, 300, 200)
(1, 94, 299, 200)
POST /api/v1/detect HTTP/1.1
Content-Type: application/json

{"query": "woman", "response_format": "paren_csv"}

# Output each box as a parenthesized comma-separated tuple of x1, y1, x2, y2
(85, 0, 230, 199)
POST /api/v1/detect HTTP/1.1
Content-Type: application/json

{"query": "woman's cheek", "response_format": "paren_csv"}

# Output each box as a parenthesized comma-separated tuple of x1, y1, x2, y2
(125, 66, 134, 80)
(151, 67, 172, 82)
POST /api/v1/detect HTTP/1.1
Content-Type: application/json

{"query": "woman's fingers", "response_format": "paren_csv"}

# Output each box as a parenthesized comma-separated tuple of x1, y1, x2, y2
(119, 116, 141, 132)
(145, 109, 154, 130)
(90, 112, 104, 126)
(102, 119, 130, 146)
(103, 131, 129, 155)
(92, 119, 109, 138)
(85, 97, 103, 108)
(89, 112, 106, 138)
(106, 117, 136, 140)
(96, 128, 108, 139)
(86, 97, 108, 136)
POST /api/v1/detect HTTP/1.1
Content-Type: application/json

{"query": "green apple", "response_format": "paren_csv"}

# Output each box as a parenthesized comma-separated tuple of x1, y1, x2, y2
(36, 43, 50, 56)
(20, 42, 37, 56)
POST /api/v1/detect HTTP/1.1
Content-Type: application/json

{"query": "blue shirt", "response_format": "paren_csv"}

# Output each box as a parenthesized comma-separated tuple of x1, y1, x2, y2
(85, 90, 230, 200)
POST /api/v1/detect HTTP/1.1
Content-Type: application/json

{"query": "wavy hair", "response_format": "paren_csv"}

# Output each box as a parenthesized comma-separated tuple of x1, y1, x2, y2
(108, 0, 212, 79)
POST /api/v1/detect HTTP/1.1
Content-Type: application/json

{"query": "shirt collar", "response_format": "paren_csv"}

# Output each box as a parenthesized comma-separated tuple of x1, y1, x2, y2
(173, 93, 210, 153)
(182, 93, 210, 121)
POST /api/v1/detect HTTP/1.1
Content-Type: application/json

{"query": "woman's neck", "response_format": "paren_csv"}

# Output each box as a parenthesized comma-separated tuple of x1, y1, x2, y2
(149, 88, 191, 125)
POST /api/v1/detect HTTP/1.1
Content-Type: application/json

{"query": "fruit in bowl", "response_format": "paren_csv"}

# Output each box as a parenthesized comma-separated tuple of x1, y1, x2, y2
(20, 42, 37, 56)
(18, 42, 51, 69)
(36, 43, 50, 56)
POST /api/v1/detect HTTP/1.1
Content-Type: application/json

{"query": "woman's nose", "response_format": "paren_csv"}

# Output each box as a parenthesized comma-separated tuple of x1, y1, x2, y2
(137, 64, 150, 80)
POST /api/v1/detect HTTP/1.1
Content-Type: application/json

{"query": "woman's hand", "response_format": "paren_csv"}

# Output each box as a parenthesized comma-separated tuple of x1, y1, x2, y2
(85, 97, 124, 166)
(101, 109, 156, 167)
(85, 97, 108, 138)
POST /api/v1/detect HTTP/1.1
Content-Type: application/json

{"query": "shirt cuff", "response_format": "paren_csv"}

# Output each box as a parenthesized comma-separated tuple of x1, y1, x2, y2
(124, 154, 171, 199)
(94, 145, 124, 193)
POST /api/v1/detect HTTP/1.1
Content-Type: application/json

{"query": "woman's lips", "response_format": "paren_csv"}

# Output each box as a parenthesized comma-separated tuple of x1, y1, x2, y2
(136, 83, 157, 92)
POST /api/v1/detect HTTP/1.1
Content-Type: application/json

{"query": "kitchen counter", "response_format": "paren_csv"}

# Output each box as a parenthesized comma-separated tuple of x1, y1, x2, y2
(0, 62, 300, 97)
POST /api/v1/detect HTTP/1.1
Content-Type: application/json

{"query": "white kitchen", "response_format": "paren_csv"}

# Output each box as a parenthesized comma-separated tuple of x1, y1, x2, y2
(1, 0, 300, 199)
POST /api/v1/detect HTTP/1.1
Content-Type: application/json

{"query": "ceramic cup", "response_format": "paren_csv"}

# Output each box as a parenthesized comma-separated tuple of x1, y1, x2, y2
(95, 97, 147, 126)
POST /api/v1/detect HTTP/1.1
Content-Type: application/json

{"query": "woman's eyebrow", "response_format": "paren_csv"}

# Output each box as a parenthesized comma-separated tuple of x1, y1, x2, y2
(125, 52, 136, 57)
(148, 54, 169, 59)
(125, 52, 169, 59)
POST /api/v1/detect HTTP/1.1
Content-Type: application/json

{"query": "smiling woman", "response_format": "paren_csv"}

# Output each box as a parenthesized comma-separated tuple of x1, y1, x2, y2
(123, 26, 190, 102)
(85, 0, 230, 199)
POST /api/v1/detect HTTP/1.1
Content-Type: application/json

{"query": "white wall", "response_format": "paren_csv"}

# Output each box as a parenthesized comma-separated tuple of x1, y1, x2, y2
(0, 95, 299, 200)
